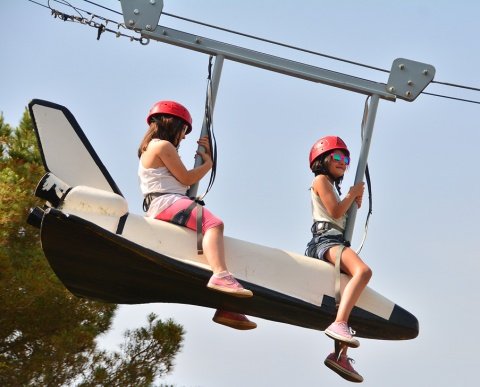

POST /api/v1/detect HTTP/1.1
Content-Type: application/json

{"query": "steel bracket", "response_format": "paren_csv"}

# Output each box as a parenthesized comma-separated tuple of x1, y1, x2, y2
(387, 58, 436, 101)
(120, 0, 163, 32)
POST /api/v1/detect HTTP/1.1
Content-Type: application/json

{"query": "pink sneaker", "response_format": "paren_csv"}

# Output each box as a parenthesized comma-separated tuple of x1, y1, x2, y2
(207, 273, 253, 298)
(324, 352, 364, 383)
(325, 321, 360, 348)
(212, 310, 257, 330)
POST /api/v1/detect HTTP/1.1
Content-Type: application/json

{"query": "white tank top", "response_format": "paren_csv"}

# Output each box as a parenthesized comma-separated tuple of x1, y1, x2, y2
(310, 180, 346, 230)
(138, 155, 189, 217)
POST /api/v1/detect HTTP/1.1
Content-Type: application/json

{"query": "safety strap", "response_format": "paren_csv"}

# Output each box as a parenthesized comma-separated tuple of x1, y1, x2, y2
(143, 192, 169, 212)
(186, 55, 217, 200)
(310, 221, 346, 308)
(334, 245, 346, 309)
(170, 198, 205, 255)
(312, 220, 344, 235)
(115, 213, 128, 235)
(143, 193, 205, 254)
(355, 96, 374, 254)
(196, 204, 204, 254)
(333, 244, 347, 359)
(170, 201, 193, 224)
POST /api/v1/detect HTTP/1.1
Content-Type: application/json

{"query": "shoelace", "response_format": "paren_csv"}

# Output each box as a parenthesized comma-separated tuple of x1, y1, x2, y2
(338, 322, 356, 337)
(335, 352, 357, 364)
(223, 275, 235, 284)
(223, 275, 244, 288)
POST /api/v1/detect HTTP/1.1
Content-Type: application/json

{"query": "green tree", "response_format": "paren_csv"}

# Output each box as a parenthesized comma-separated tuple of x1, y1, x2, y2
(0, 110, 184, 386)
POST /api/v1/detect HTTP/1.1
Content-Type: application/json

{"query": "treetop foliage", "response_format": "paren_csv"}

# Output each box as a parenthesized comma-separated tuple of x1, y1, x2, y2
(0, 109, 184, 386)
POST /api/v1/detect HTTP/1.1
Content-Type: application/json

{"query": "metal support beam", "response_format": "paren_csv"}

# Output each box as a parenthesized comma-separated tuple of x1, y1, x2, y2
(187, 55, 225, 198)
(141, 26, 396, 100)
(119, 0, 434, 101)
(343, 94, 380, 242)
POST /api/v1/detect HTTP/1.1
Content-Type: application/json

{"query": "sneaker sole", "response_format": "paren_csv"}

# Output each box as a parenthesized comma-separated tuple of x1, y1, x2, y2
(325, 329, 360, 348)
(207, 284, 253, 298)
(212, 316, 257, 330)
(324, 358, 364, 383)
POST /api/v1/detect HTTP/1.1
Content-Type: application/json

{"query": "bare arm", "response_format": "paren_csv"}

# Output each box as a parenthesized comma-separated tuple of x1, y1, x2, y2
(313, 175, 364, 219)
(143, 138, 213, 186)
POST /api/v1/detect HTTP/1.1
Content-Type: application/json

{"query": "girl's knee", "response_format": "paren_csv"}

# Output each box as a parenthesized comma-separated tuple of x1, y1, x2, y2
(214, 222, 224, 232)
(205, 222, 224, 234)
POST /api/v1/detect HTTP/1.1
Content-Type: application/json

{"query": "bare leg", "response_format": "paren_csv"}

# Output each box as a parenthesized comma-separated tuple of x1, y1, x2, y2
(202, 224, 228, 274)
(325, 246, 372, 323)
(323, 247, 367, 382)
(204, 224, 253, 297)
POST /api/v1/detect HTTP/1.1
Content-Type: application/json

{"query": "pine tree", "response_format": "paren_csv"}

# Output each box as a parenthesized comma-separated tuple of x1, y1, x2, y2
(0, 109, 184, 386)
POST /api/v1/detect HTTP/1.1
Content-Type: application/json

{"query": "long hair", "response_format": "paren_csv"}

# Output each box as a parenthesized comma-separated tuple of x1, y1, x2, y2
(311, 153, 344, 195)
(137, 115, 188, 158)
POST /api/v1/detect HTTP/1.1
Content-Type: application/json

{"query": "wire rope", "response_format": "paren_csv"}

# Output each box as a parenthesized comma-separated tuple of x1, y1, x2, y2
(26, 0, 480, 104)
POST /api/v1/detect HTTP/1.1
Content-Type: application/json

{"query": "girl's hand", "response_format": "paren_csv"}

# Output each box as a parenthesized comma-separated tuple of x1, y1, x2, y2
(196, 136, 213, 166)
(349, 182, 365, 208)
(355, 195, 363, 209)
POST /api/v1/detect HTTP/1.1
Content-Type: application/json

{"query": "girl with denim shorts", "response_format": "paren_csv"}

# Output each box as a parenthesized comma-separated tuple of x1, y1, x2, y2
(305, 136, 372, 383)
(138, 100, 256, 330)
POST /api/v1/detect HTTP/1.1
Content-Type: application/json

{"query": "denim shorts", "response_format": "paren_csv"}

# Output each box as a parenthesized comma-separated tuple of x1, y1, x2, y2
(305, 229, 350, 262)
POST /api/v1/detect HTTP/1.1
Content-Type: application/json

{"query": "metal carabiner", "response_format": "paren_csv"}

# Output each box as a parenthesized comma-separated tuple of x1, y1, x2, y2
(116, 23, 126, 38)
(87, 14, 96, 27)
(140, 37, 150, 45)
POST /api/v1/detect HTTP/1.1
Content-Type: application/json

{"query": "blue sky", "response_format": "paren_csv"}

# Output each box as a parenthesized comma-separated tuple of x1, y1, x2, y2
(2, 1, 480, 386)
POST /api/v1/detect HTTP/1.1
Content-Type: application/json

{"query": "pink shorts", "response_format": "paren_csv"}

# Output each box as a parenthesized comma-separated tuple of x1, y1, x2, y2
(155, 198, 223, 234)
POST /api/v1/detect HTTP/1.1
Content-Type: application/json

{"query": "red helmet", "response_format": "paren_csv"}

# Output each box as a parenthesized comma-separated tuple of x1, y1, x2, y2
(147, 100, 193, 134)
(309, 136, 349, 167)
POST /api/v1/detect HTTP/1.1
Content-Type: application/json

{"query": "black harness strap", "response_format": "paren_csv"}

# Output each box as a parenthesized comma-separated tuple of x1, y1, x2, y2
(170, 198, 206, 255)
(143, 192, 170, 212)
(311, 220, 344, 235)
(355, 95, 374, 255)
(143, 192, 205, 255)
(171, 200, 196, 225)
(116, 213, 128, 235)
(196, 204, 204, 254)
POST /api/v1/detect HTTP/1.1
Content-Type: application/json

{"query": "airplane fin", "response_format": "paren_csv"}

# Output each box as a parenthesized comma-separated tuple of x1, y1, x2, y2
(28, 99, 123, 196)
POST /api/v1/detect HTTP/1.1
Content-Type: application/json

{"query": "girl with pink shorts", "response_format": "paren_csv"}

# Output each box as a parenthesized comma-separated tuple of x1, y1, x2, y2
(138, 100, 256, 330)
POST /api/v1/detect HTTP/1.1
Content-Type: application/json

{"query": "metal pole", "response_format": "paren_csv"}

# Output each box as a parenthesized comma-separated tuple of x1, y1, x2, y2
(187, 54, 225, 198)
(343, 94, 380, 242)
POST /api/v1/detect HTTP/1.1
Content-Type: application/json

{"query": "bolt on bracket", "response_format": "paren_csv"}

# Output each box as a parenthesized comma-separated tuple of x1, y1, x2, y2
(120, 0, 163, 31)
(387, 58, 435, 101)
